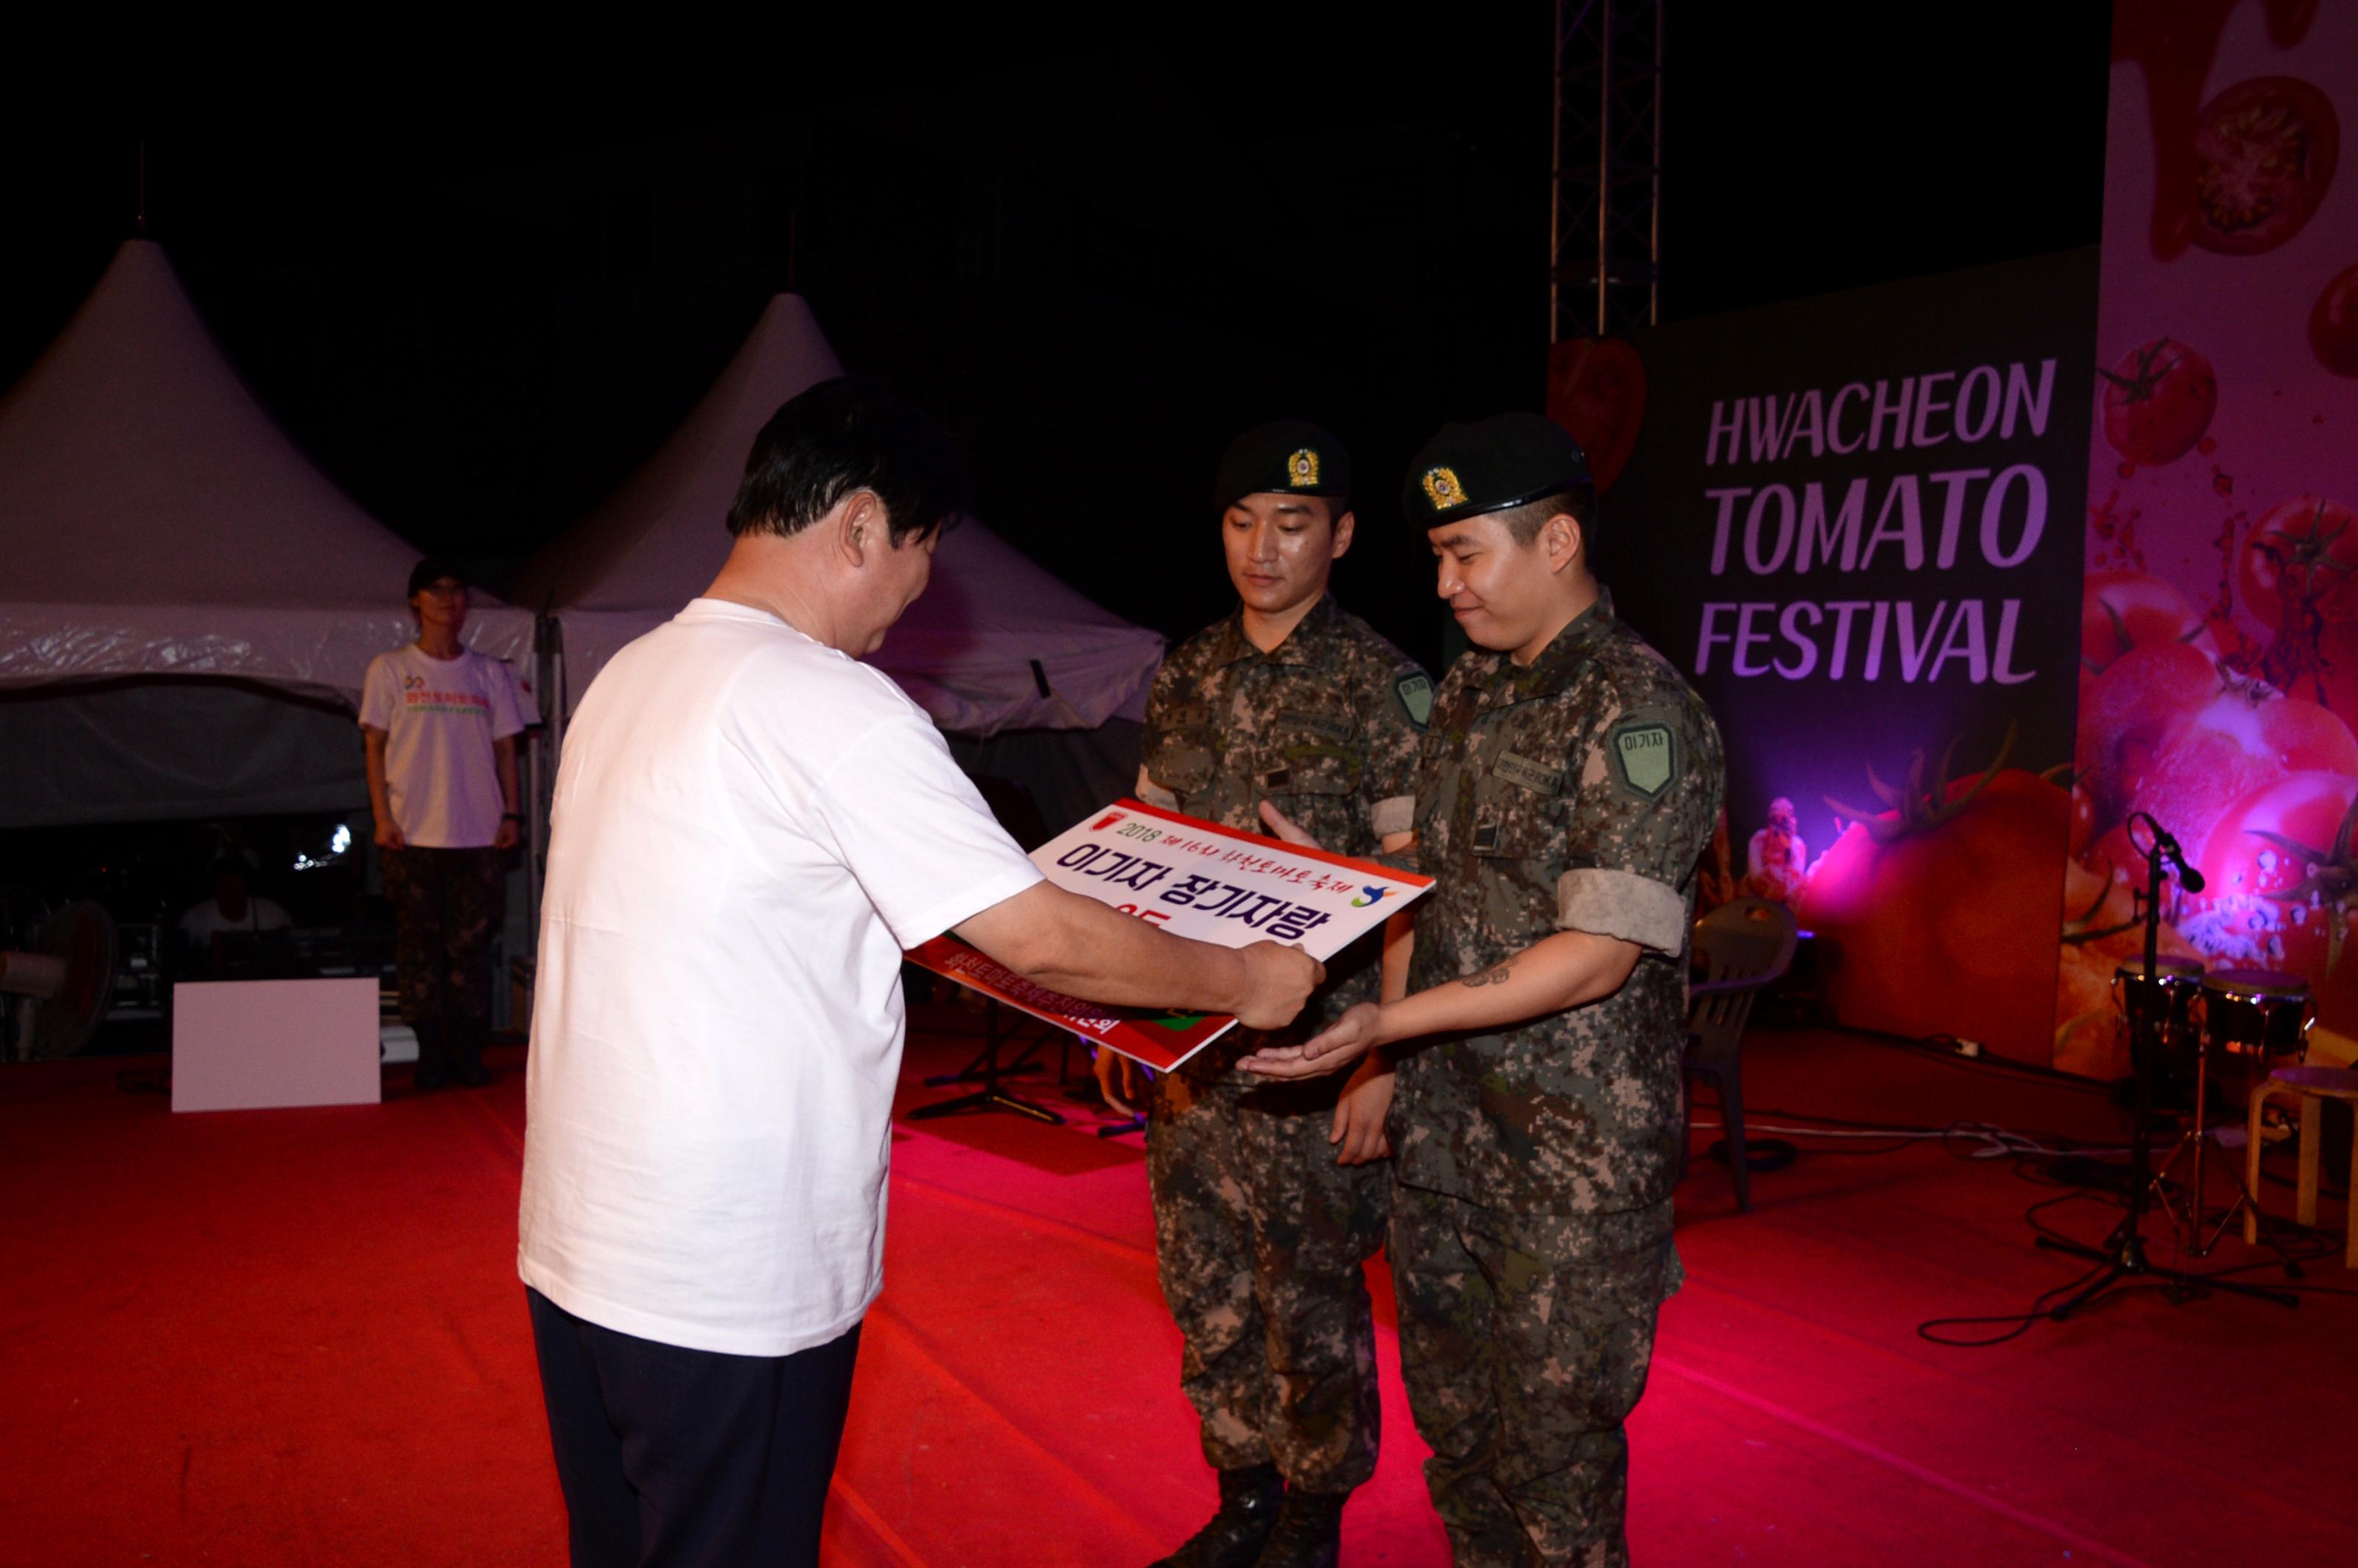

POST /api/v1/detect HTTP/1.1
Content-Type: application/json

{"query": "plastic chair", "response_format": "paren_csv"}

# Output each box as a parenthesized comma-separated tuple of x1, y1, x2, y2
(1682, 897, 1799, 1212)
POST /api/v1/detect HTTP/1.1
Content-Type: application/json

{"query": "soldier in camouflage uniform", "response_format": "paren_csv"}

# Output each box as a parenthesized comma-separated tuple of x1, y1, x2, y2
(1244, 414, 1724, 1568)
(1103, 421, 1431, 1568)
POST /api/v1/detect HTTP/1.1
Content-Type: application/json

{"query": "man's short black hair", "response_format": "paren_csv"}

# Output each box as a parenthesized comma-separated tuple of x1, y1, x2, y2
(1491, 486, 1595, 545)
(726, 377, 969, 545)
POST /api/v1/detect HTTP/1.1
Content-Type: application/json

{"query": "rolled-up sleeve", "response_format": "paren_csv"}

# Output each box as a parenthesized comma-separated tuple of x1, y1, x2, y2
(1558, 867, 1688, 954)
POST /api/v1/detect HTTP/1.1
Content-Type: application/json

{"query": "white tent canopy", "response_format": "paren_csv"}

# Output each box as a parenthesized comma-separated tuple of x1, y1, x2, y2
(0, 239, 532, 696)
(517, 294, 1163, 737)
(0, 239, 533, 826)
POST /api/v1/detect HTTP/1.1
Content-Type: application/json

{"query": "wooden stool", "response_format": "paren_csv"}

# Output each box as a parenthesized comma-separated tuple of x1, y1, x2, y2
(2245, 1065, 2358, 1268)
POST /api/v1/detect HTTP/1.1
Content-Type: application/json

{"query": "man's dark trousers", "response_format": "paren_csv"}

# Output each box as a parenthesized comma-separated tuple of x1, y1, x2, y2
(528, 1287, 862, 1568)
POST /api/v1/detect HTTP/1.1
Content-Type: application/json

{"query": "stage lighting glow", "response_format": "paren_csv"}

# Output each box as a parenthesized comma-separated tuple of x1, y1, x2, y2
(293, 823, 355, 872)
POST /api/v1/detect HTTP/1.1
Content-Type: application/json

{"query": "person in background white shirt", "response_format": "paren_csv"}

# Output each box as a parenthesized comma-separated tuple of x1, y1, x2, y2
(177, 858, 292, 967)
(519, 377, 1323, 1568)
(359, 559, 529, 1090)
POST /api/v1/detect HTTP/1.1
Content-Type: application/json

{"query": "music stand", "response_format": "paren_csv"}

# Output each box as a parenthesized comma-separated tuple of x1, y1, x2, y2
(907, 999, 1068, 1126)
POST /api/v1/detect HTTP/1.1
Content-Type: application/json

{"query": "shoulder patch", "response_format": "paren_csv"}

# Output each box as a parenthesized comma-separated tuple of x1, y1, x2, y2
(1608, 719, 1679, 799)
(1395, 673, 1435, 729)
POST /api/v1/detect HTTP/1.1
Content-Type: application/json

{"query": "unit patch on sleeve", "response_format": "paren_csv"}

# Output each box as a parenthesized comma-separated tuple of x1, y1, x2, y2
(1608, 720, 1679, 799)
(1396, 673, 1435, 729)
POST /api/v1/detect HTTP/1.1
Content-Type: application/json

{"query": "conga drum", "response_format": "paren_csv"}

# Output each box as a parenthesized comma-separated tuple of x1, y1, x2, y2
(2113, 954, 2205, 1100)
(2203, 968, 2313, 1064)
(2204, 967, 2314, 1113)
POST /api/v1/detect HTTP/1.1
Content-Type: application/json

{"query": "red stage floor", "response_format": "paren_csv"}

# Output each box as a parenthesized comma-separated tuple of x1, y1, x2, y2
(1, 1018, 2351, 1566)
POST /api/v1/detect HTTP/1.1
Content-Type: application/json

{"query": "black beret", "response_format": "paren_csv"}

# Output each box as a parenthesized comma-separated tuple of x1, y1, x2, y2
(1212, 421, 1351, 511)
(1402, 413, 1591, 528)
(407, 558, 468, 598)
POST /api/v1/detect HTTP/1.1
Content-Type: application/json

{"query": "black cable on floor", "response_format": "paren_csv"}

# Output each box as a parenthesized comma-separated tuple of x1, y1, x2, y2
(1916, 1161, 2358, 1346)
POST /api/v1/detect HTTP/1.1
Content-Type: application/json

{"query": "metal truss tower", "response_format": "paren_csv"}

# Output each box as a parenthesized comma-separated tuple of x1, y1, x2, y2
(1550, 0, 1663, 341)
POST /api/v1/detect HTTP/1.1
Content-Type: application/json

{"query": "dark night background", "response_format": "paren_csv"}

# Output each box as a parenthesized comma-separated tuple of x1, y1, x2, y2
(0, 7, 2110, 676)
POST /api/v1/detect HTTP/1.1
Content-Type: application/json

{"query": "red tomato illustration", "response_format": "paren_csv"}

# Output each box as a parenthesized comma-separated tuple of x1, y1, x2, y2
(2075, 640, 2219, 824)
(2313, 619, 2358, 718)
(2099, 338, 2217, 466)
(1802, 747, 2071, 1061)
(2068, 779, 2096, 860)
(2129, 687, 2358, 861)
(1544, 337, 1645, 493)
(2239, 497, 2358, 629)
(2084, 822, 2146, 889)
(2312, 264, 2358, 379)
(2191, 77, 2340, 256)
(2193, 772, 2358, 1020)
(2080, 569, 2214, 669)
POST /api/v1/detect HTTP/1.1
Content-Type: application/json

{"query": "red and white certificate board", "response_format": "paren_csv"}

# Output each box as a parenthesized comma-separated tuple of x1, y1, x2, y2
(908, 799, 1433, 1071)
(171, 979, 382, 1113)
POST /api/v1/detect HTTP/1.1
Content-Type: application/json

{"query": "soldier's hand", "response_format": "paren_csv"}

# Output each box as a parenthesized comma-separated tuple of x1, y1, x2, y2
(1330, 1055, 1395, 1165)
(1234, 941, 1324, 1030)
(1095, 1046, 1151, 1117)
(1256, 801, 1326, 852)
(1241, 1000, 1384, 1080)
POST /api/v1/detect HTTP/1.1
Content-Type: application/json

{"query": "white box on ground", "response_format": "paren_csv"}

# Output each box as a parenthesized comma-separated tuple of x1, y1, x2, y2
(171, 979, 383, 1113)
(380, 1023, 418, 1065)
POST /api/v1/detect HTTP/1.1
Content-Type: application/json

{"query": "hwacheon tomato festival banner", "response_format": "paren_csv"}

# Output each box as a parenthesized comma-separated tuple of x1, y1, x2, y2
(908, 800, 1433, 1071)
(1571, 2, 2358, 1079)
(1586, 249, 2102, 1068)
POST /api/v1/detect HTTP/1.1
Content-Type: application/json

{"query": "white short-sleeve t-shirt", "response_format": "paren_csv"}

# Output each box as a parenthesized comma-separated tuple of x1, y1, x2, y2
(178, 897, 293, 945)
(357, 644, 530, 848)
(518, 599, 1043, 1357)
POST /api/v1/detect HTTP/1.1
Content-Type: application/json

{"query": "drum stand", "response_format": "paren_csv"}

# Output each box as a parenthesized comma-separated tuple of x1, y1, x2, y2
(2036, 834, 2299, 1317)
(2148, 1039, 2284, 1259)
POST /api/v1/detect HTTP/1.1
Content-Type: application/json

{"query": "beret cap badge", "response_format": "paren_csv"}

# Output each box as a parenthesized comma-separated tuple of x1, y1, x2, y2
(1214, 419, 1349, 510)
(1421, 466, 1468, 511)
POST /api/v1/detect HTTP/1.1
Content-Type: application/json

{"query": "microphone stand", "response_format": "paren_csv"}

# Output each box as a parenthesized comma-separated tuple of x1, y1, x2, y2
(2036, 819, 2298, 1317)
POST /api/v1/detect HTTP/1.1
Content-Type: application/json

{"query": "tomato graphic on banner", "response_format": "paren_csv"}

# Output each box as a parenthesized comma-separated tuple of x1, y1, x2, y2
(2060, 2, 2358, 1077)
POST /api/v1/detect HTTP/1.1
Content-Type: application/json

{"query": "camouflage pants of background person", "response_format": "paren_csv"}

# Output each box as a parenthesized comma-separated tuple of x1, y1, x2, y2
(1390, 1185, 1681, 1568)
(1147, 1069, 1390, 1493)
(381, 846, 505, 1069)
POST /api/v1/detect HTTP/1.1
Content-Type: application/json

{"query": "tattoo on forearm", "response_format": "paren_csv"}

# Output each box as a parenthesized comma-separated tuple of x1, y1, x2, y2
(1462, 961, 1514, 989)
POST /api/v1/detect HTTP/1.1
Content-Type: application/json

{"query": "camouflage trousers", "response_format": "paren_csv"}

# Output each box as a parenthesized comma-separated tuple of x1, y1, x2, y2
(381, 846, 505, 1040)
(1390, 1185, 1681, 1568)
(1147, 1070, 1390, 1492)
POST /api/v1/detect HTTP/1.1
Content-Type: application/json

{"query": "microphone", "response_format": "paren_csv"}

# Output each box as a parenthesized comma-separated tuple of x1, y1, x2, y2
(2135, 813, 2205, 895)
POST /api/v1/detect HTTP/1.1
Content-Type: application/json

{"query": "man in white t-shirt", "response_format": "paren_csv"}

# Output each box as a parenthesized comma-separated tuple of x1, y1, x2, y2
(177, 859, 293, 967)
(360, 559, 531, 1090)
(519, 378, 1323, 1568)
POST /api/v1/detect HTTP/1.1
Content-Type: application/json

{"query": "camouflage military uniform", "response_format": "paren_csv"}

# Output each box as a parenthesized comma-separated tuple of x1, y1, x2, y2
(381, 846, 505, 1063)
(1393, 590, 1722, 1567)
(1137, 592, 1430, 1493)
